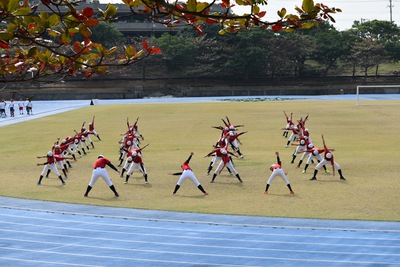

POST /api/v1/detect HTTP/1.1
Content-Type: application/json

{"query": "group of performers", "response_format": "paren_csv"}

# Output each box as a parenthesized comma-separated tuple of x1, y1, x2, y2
(35, 111, 347, 197)
(36, 116, 101, 185)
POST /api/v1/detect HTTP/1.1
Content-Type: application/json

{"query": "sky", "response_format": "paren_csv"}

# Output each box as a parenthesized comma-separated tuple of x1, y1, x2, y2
(102, 0, 400, 31)
(255, 0, 400, 31)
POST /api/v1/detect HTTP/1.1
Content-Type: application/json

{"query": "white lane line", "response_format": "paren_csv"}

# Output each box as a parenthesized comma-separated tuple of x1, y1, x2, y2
(1, 213, 399, 242)
(0, 257, 105, 267)
(1, 225, 399, 251)
(1, 244, 399, 266)
(1, 205, 399, 233)
(1, 236, 400, 258)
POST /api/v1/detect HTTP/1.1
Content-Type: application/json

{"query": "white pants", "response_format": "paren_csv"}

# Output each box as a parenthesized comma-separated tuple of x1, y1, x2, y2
(288, 133, 299, 142)
(210, 155, 222, 167)
(89, 168, 113, 187)
(294, 145, 306, 156)
(41, 163, 60, 176)
(267, 168, 290, 185)
(306, 153, 323, 164)
(215, 160, 238, 175)
(315, 159, 341, 171)
(127, 162, 147, 176)
(230, 140, 239, 151)
(177, 170, 201, 186)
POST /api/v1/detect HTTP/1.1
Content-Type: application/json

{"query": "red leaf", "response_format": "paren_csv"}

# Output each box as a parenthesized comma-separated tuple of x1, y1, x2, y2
(0, 41, 10, 49)
(84, 72, 92, 79)
(257, 11, 266, 18)
(272, 23, 283, 32)
(142, 41, 148, 51)
(194, 25, 204, 35)
(150, 47, 162, 54)
(84, 38, 91, 46)
(82, 7, 94, 18)
(221, 0, 230, 8)
(72, 12, 87, 21)
(84, 18, 99, 27)
(206, 18, 219, 24)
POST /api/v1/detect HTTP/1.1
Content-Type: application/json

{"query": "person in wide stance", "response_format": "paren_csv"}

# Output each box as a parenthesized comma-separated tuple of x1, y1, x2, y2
(37, 151, 67, 186)
(84, 155, 120, 197)
(310, 135, 346, 181)
(264, 151, 294, 195)
(170, 152, 208, 196)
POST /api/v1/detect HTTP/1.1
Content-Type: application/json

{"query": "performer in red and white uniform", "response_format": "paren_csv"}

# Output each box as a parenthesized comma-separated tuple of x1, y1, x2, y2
(226, 130, 247, 158)
(300, 145, 329, 174)
(84, 155, 120, 197)
(170, 152, 208, 196)
(264, 152, 294, 195)
(206, 148, 242, 183)
(36, 151, 66, 186)
(205, 145, 234, 175)
(285, 124, 301, 148)
(291, 134, 310, 164)
(73, 133, 88, 155)
(88, 116, 101, 141)
(310, 135, 346, 181)
(120, 144, 149, 178)
(282, 111, 293, 138)
(65, 136, 82, 157)
(124, 149, 148, 184)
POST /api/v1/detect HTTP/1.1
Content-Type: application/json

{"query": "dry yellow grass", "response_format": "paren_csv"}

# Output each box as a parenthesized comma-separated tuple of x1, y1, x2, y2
(1, 100, 399, 221)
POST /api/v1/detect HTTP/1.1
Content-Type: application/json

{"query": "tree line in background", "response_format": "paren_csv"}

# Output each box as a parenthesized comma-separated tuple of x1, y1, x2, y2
(142, 20, 400, 80)
(93, 19, 400, 81)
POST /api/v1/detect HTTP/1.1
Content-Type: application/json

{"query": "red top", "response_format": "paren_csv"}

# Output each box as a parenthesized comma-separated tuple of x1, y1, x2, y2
(181, 160, 192, 171)
(132, 155, 143, 164)
(46, 156, 56, 164)
(93, 158, 110, 169)
(271, 163, 281, 170)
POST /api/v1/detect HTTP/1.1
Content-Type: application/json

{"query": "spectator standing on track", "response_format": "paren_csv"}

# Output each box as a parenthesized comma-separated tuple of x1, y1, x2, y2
(170, 152, 208, 196)
(8, 99, 15, 117)
(84, 155, 120, 197)
(18, 98, 24, 115)
(310, 135, 346, 181)
(26, 98, 33, 115)
(0, 99, 6, 118)
(264, 151, 294, 195)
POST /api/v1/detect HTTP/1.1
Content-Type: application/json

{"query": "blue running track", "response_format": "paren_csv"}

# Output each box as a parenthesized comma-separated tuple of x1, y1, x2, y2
(0, 196, 399, 267)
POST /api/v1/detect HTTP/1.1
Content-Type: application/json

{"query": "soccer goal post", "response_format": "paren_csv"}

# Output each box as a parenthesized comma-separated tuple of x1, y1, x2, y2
(356, 85, 400, 106)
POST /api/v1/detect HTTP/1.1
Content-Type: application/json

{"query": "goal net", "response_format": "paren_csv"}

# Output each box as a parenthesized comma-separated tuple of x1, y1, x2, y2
(356, 85, 400, 106)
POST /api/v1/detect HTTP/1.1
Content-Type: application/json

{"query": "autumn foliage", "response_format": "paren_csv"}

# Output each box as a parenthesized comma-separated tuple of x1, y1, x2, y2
(0, 0, 340, 82)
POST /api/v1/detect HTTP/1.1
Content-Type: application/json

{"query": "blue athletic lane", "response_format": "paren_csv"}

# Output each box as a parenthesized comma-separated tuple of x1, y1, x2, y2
(0, 197, 399, 267)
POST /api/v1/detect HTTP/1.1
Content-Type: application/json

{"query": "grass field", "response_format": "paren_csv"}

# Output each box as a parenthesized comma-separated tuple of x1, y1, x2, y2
(1, 99, 399, 222)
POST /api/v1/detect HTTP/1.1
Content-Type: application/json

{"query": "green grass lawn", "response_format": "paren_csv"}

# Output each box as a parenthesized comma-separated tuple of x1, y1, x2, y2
(1, 99, 399, 221)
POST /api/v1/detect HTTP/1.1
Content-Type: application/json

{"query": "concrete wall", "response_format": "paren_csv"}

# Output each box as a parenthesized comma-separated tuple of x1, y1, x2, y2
(3, 78, 399, 100)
